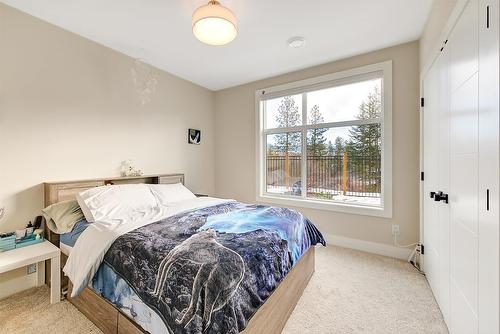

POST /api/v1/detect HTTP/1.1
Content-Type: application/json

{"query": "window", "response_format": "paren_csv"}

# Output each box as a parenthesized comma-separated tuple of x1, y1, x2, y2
(256, 61, 392, 217)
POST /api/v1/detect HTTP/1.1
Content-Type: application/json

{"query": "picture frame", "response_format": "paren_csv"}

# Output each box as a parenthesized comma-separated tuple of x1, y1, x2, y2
(188, 129, 201, 145)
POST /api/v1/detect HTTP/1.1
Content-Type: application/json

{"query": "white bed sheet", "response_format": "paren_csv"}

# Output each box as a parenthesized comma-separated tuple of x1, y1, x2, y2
(59, 242, 73, 256)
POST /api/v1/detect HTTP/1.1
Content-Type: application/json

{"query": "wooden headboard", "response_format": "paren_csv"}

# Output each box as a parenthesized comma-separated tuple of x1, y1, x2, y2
(44, 173, 184, 208)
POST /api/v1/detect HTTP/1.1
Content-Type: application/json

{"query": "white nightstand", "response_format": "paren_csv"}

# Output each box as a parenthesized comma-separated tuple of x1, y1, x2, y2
(0, 240, 60, 303)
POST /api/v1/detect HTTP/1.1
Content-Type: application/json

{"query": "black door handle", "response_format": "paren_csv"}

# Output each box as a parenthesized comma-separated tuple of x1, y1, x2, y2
(431, 191, 448, 204)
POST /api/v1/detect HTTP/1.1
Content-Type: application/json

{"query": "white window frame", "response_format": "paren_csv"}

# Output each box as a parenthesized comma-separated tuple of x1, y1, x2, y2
(255, 61, 392, 218)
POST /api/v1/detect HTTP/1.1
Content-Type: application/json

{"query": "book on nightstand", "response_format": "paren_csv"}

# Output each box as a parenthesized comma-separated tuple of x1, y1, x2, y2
(0, 233, 16, 252)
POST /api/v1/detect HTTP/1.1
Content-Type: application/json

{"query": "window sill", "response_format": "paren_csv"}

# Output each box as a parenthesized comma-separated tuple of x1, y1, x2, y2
(256, 194, 392, 218)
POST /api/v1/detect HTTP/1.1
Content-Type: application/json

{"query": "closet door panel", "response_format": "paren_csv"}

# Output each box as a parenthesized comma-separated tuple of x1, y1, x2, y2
(423, 60, 442, 310)
(448, 0, 479, 331)
(450, 0, 479, 93)
(449, 87, 479, 331)
(450, 74, 479, 157)
(451, 202, 479, 313)
(450, 74, 479, 235)
(478, 0, 500, 332)
(437, 46, 451, 324)
(450, 277, 478, 334)
(450, 154, 478, 234)
(423, 45, 453, 326)
(450, 152, 478, 316)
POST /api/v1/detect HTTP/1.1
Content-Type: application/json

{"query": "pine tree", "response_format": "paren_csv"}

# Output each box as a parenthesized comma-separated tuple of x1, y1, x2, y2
(307, 105, 328, 156)
(333, 137, 345, 156)
(274, 96, 301, 153)
(348, 86, 382, 158)
(347, 86, 382, 192)
(327, 140, 335, 155)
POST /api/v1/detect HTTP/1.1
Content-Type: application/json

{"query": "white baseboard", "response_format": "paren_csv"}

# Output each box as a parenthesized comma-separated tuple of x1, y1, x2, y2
(324, 234, 413, 260)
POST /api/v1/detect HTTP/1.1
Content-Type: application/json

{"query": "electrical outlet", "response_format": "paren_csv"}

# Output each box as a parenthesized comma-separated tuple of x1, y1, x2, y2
(27, 264, 37, 275)
(391, 224, 400, 235)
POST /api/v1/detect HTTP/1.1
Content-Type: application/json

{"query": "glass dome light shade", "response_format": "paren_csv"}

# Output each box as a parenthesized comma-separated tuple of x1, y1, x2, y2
(192, 1, 237, 46)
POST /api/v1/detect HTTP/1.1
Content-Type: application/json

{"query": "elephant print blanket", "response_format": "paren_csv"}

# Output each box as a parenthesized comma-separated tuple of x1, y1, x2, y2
(103, 201, 326, 334)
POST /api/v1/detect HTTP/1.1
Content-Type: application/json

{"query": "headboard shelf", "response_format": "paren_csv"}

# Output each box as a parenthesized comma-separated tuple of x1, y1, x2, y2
(44, 173, 184, 186)
(44, 173, 185, 207)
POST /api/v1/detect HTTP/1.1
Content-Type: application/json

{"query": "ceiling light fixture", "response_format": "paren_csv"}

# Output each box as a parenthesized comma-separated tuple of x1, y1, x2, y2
(192, 0, 238, 46)
(287, 36, 306, 48)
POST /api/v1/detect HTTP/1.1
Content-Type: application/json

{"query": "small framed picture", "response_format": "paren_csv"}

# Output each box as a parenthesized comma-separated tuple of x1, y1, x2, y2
(188, 129, 201, 145)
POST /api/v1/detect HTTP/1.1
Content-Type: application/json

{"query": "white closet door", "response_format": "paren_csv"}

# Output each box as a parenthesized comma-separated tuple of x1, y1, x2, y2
(449, 0, 479, 333)
(423, 46, 451, 323)
(478, 0, 499, 332)
(436, 45, 451, 325)
(423, 1, 499, 332)
(422, 58, 439, 307)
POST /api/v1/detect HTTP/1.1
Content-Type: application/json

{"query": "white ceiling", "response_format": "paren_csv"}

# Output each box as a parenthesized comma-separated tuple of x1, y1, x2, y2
(1, 0, 433, 90)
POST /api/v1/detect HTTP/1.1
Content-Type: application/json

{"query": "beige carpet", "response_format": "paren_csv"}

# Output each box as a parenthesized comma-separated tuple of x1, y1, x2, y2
(282, 246, 448, 334)
(0, 246, 448, 334)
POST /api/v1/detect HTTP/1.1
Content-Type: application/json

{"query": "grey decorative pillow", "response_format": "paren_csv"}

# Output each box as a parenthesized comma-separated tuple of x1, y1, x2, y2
(42, 200, 85, 234)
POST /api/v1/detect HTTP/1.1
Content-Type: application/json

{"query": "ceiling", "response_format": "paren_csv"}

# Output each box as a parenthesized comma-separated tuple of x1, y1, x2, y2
(1, 0, 433, 90)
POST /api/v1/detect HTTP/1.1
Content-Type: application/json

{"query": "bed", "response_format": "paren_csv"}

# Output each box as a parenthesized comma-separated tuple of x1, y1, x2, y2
(43, 174, 325, 334)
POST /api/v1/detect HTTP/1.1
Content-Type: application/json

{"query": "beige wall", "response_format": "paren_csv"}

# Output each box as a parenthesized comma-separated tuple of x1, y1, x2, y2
(215, 41, 420, 247)
(420, 0, 458, 68)
(0, 4, 215, 297)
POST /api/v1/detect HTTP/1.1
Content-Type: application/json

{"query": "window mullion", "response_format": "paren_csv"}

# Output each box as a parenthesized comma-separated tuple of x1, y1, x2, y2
(263, 118, 381, 134)
(263, 132, 267, 196)
(262, 101, 267, 130)
(301, 93, 307, 199)
(264, 125, 307, 134)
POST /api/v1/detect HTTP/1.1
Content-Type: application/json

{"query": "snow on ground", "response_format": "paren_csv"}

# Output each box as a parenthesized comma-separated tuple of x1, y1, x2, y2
(266, 186, 381, 206)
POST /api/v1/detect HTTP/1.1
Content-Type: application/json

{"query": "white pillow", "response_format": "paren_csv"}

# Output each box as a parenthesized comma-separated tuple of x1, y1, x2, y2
(148, 183, 196, 205)
(76, 184, 158, 223)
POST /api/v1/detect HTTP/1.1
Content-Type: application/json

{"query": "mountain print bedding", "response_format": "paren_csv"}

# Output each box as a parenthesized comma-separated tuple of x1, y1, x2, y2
(102, 201, 325, 334)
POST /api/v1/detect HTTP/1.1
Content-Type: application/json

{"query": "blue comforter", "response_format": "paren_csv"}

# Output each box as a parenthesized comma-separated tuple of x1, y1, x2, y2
(98, 202, 325, 333)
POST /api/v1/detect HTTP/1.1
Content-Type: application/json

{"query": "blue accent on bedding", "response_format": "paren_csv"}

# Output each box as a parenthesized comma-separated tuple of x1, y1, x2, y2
(59, 219, 90, 247)
(92, 263, 169, 333)
(95, 202, 325, 334)
(199, 205, 311, 264)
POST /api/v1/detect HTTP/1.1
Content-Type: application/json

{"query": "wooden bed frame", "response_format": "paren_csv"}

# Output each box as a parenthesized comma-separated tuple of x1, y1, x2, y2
(44, 174, 315, 334)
